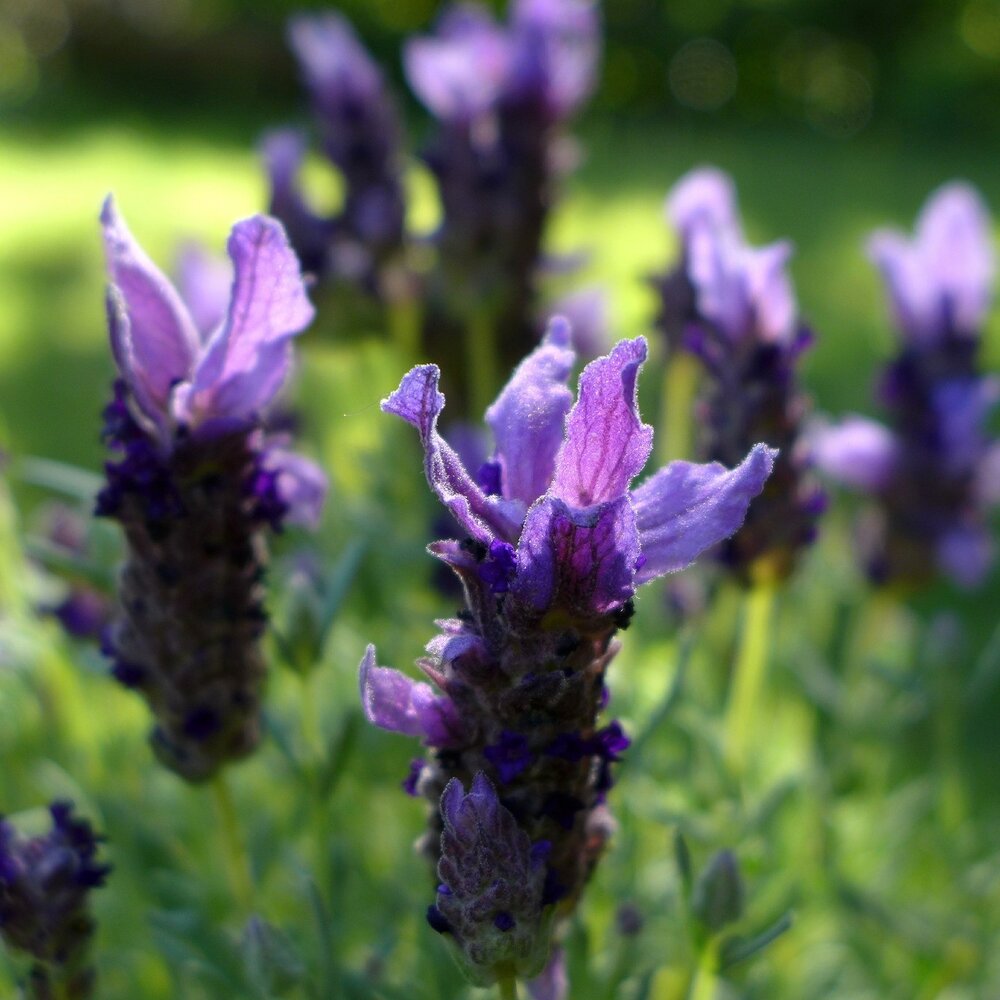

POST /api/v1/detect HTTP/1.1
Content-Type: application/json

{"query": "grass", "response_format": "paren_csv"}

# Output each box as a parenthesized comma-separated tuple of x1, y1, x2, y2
(1, 111, 999, 998)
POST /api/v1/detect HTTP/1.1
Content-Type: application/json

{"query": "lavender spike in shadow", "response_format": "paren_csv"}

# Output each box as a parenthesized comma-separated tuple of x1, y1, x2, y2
(814, 183, 1000, 588)
(95, 198, 326, 782)
(407, 0, 601, 400)
(0, 802, 110, 999)
(360, 319, 774, 987)
(656, 166, 825, 583)
(263, 14, 406, 297)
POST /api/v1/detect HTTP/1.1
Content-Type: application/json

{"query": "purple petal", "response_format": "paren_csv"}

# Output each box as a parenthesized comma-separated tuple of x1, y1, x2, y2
(174, 241, 232, 341)
(937, 524, 994, 589)
(868, 182, 995, 341)
(359, 645, 464, 746)
(382, 365, 524, 542)
(289, 13, 383, 107)
(810, 416, 898, 493)
(510, 0, 600, 119)
(404, 9, 511, 122)
(176, 216, 314, 426)
(486, 317, 576, 506)
(688, 226, 797, 344)
(528, 946, 568, 1000)
(543, 286, 610, 357)
(666, 166, 740, 243)
(513, 495, 638, 617)
(631, 443, 776, 583)
(261, 448, 328, 529)
(100, 195, 199, 417)
(551, 337, 653, 507)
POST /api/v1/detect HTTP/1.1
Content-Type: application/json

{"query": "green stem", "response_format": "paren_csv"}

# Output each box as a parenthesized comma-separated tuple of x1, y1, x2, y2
(688, 937, 720, 1000)
(658, 352, 700, 465)
(211, 774, 254, 915)
(497, 974, 519, 1000)
(465, 310, 498, 419)
(724, 583, 776, 776)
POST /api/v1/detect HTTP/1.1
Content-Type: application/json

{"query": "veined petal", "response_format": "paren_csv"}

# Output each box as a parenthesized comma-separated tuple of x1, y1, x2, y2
(359, 645, 464, 746)
(178, 216, 314, 426)
(486, 317, 576, 506)
(632, 444, 776, 583)
(810, 416, 898, 493)
(383, 365, 524, 542)
(100, 195, 200, 417)
(512, 495, 638, 618)
(551, 337, 653, 506)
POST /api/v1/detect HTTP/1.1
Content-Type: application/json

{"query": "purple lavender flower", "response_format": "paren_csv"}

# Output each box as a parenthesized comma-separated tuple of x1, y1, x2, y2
(263, 14, 407, 298)
(359, 320, 774, 986)
(815, 183, 999, 589)
(655, 166, 825, 583)
(0, 802, 110, 999)
(407, 0, 601, 398)
(95, 197, 326, 781)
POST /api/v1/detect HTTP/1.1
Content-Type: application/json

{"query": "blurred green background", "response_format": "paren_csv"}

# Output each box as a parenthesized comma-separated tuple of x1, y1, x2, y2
(2, 1, 1000, 998)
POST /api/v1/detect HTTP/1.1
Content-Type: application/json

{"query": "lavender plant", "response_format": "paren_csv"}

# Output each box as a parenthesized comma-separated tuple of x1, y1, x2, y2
(360, 319, 774, 991)
(95, 198, 326, 782)
(814, 182, 1000, 589)
(263, 13, 408, 300)
(406, 0, 601, 411)
(655, 167, 825, 585)
(0, 803, 109, 999)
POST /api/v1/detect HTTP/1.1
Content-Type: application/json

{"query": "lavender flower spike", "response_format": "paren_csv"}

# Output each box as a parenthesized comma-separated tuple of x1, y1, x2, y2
(654, 166, 825, 583)
(815, 183, 999, 589)
(362, 320, 773, 987)
(96, 198, 327, 781)
(0, 802, 110, 999)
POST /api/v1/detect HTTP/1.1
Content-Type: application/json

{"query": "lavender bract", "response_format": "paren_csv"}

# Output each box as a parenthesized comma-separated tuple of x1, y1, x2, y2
(655, 166, 825, 583)
(408, 0, 600, 395)
(96, 198, 326, 781)
(263, 13, 407, 298)
(0, 802, 109, 999)
(814, 183, 1000, 588)
(360, 321, 774, 986)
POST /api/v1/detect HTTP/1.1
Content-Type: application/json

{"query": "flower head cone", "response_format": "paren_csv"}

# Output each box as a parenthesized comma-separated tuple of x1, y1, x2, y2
(814, 182, 1000, 588)
(658, 166, 825, 583)
(95, 198, 326, 781)
(360, 319, 774, 984)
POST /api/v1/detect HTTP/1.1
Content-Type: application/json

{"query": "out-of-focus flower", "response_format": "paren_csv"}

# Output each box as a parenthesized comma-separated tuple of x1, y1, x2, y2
(360, 320, 773, 986)
(263, 13, 407, 298)
(0, 802, 110, 999)
(96, 198, 326, 781)
(655, 166, 824, 583)
(815, 183, 1000, 589)
(407, 0, 602, 399)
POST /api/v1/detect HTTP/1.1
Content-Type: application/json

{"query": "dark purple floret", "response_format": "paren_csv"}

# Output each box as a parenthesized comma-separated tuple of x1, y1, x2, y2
(0, 803, 109, 998)
(484, 730, 535, 782)
(403, 758, 425, 796)
(494, 911, 516, 932)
